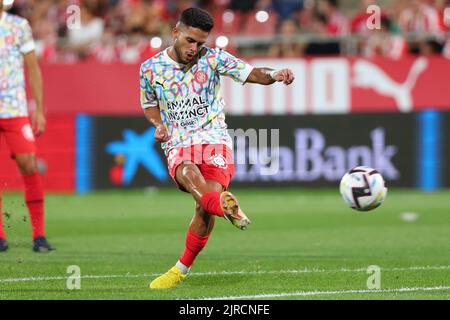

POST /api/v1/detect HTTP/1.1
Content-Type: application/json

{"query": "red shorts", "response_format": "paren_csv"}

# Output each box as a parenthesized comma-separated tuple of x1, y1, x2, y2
(167, 144, 235, 191)
(0, 117, 36, 156)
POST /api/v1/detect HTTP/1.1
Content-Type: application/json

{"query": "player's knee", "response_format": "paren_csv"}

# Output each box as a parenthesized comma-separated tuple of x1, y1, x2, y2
(17, 157, 37, 175)
(180, 164, 199, 181)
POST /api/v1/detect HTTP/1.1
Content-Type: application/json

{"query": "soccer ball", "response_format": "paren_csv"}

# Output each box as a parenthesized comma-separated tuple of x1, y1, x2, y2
(339, 166, 387, 212)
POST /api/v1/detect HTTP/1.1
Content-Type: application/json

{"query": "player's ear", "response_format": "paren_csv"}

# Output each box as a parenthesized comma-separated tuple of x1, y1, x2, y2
(173, 22, 183, 42)
(172, 26, 179, 42)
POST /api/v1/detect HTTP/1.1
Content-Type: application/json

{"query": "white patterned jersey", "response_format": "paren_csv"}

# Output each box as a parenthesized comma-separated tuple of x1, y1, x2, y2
(0, 12, 35, 118)
(140, 46, 253, 155)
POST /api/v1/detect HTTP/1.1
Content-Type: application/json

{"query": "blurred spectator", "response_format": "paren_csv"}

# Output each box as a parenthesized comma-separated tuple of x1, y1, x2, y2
(398, 0, 445, 35)
(363, 16, 408, 59)
(317, 0, 349, 36)
(66, 3, 105, 59)
(418, 38, 444, 55)
(4, 0, 450, 62)
(351, 0, 389, 36)
(304, 12, 341, 55)
(443, 37, 450, 58)
(268, 18, 303, 57)
(229, 0, 257, 12)
(116, 28, 158, 63)
(269, 0, 304, 21)
(29, 0, 59, 62)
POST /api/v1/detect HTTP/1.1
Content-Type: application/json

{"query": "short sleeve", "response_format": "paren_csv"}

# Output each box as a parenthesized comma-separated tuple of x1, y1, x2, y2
(140, 65, 158, 109)
(215, 49, 254, 84)
(19, 19, 35, 54)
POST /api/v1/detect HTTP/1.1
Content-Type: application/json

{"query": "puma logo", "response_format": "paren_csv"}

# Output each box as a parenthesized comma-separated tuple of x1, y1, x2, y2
(155, 79, 166, 88)
(353, 58, 428, 112)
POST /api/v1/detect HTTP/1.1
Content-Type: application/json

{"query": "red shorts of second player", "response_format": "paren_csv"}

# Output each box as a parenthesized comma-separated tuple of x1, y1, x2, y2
(0, 117, 36, 156)
(167, 144, 235, 191)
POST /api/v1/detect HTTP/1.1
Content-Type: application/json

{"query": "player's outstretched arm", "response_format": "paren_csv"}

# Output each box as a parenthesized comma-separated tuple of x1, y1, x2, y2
(246, 68, 295, 86)
(24, 51, 45, 136)
(144, 107, 170, 142)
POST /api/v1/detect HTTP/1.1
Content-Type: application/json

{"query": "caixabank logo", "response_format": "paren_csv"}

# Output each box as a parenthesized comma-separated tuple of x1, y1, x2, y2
(76, 116, 170, 192)
(75, 112, 444, 192)
(105, 127, 168, 186)
(227, 113, 417, 188)
(233, 127, 400, 184)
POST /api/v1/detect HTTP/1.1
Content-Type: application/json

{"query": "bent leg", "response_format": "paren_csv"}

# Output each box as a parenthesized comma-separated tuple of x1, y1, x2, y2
(178, 180, 223, 272)
(175, 162, 225, 217)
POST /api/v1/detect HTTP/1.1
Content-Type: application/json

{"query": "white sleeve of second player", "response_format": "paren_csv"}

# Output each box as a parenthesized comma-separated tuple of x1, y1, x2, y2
(19, 19, 36, 54)
(20, 40, 36, 54)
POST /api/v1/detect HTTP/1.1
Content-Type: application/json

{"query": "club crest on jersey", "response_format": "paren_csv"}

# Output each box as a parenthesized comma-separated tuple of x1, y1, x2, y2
(5, 35, 15, 45)
(210, 154, 228, 169)
(195, 71, 208, 84)
(22, 124, 35, 142)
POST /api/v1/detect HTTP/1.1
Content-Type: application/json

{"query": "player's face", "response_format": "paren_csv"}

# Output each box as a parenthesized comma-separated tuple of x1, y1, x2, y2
(173, 25, 209, 64)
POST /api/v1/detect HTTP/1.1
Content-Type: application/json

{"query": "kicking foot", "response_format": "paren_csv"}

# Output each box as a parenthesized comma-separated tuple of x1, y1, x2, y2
(33, 236, 55, 252)
(149, 266, 187, 289)
(220, 191, 251, 230)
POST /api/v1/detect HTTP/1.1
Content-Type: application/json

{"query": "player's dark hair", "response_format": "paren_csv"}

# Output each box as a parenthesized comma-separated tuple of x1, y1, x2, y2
(180, 7, 214, 32)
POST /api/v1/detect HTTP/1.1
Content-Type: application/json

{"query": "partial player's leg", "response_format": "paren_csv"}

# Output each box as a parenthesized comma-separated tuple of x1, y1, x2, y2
(175, 162, 251, 229)
(149, 162, 250, 289)
(0, 191, 8, 252)
(150, 181, 218, 289)
(3, 117, 54, 252)
(14, 154, 54, 252)
(0, 129, 8, 251)
(149, 181, 220, 289)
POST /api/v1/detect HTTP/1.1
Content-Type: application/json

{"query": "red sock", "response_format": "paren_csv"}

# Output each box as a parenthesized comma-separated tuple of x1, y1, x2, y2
(23, 173, 45, 239)
(0, 193, 5, 240)
(179, 229, 210, 267)
(200, 192, 224, 217)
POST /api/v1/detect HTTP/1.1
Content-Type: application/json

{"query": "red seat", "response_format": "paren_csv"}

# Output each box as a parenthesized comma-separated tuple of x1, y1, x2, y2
(210, 9, 243, 36)
(242, 10, 278, 37)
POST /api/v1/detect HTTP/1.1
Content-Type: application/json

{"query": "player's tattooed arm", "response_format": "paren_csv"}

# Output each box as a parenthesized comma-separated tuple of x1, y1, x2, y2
(24, 51, 46, 136)
(246, 68, 295, 86)
(144, 107, 170, 142)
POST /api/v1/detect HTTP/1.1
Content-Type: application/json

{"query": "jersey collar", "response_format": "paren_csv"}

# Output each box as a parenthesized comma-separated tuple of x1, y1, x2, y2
(164, 47, 187, 68)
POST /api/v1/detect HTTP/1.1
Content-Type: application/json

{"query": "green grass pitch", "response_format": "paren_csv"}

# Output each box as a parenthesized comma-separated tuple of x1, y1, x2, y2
(0, 188, 449, 300)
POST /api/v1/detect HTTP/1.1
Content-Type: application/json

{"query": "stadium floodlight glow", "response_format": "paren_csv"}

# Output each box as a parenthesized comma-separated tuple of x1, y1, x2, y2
(255, 10, 269, 23)
(216, 35, 229, 48)
(222, 10, 234, 24)
(150, 37, 162, 49)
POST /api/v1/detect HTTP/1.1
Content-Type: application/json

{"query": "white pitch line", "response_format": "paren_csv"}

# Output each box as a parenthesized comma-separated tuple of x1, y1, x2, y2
(200, 286, 450, 300)
(0, 265, 449, 284)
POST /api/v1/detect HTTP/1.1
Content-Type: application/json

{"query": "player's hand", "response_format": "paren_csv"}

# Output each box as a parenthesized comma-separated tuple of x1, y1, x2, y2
(32, 109, 46, 137)
(154, 124, 170, 142)
(272, 69, 295, 85)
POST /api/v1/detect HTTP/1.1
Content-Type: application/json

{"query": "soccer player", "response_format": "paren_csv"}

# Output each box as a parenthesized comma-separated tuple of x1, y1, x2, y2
(140, 7, 294, 289)
(0, 0, 54, 252)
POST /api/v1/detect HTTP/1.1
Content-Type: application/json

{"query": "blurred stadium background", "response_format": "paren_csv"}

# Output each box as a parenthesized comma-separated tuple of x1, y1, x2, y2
(1, 0, 450, 192)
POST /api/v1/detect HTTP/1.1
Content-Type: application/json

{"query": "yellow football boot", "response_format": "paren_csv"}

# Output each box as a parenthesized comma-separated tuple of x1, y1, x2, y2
(149, 266, 187, 289)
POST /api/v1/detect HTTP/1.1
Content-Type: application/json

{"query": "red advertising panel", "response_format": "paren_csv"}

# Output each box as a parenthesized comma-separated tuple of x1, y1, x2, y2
(37, 57, 450, 116)
(0, 115, 75, 192)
